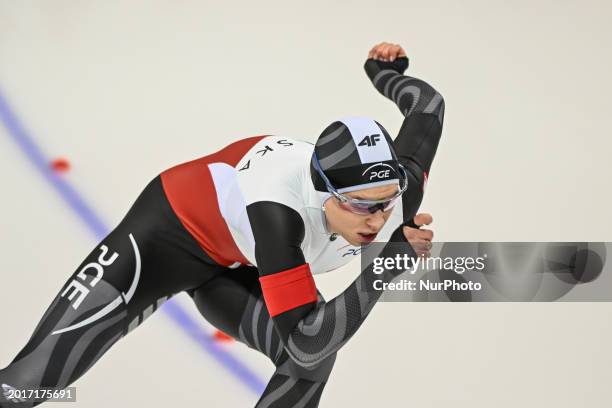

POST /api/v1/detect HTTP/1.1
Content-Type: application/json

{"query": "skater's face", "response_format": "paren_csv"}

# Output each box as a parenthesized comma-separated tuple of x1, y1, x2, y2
(323, 184, 398, 246)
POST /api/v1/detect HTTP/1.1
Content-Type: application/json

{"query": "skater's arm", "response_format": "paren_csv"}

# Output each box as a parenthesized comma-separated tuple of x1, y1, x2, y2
(364, 42, 445, 222)
(364, 43, 445, 123)
(247, 202, 415, 367)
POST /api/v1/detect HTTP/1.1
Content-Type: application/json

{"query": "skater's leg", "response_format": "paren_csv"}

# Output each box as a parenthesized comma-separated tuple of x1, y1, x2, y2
(190, 267, 336, 408)
(0, 176, 220, 407)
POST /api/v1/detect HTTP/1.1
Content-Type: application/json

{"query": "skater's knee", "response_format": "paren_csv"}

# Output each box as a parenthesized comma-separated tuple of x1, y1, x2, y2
(275, 351, 337, 383)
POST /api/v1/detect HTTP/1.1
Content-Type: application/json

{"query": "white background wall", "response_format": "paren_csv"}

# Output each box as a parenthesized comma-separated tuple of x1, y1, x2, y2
(1, 1, 611, 406)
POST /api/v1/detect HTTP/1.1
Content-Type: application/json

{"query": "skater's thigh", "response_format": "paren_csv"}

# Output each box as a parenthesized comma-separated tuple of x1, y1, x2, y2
(59, 175, 220, 323)
(190, 266, 286, 361)
(189, 266, 262, 342)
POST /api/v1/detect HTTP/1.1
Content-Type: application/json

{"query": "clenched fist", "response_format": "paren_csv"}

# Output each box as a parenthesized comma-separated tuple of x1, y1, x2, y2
(403, 213, 434, 257)
(368, 42, 406, 62)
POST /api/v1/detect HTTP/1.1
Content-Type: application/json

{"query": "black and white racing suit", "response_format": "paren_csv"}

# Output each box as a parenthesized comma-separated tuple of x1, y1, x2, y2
(0, 56, 444, 407)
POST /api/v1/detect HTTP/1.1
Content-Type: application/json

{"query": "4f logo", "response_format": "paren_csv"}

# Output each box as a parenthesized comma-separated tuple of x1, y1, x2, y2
(357, 134, 381, 147)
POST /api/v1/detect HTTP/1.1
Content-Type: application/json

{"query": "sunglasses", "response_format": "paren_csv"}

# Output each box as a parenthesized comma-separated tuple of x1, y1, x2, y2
(312, 153, 408, 215)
